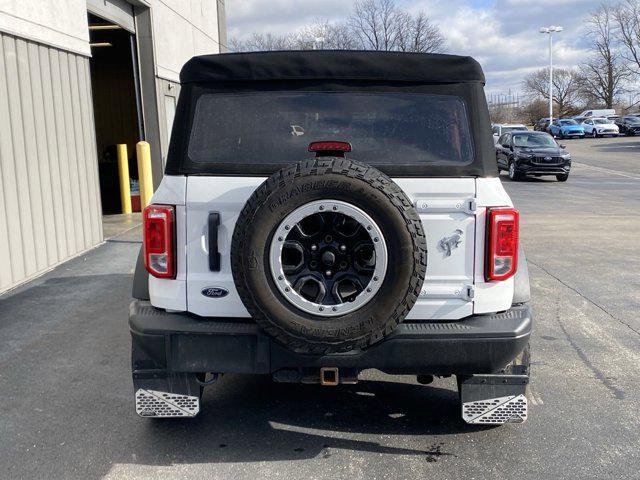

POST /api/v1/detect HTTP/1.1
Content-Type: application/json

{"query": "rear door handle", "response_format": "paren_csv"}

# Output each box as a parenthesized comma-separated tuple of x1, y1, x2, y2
(208, 212, 221, 271)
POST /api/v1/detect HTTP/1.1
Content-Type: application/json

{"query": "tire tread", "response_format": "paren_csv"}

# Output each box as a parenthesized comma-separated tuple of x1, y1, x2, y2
(231, 158, 427, 354)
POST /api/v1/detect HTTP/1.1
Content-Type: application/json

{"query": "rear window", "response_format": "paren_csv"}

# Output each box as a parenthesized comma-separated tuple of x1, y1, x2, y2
(187, 91, 474, 167)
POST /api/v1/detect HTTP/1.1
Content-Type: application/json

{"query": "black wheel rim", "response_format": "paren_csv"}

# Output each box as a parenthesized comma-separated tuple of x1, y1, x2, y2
(269, 200, 388, 317)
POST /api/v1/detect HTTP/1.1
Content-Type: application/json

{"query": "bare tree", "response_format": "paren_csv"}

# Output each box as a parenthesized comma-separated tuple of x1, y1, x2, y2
(613, 0, 640, 75)
(348, 0, 400, 50)
(297, 20, 360, 50)
(520, 99, 549, 125)
(230, 0, 444, 54)
(395, 11, 445, 53)
(327, 23, 362, 50)
(348, 0, 444, 52)
(229, 32, 296, 52)
(523, 68, 583, 118)
(579, 4, 630, 108)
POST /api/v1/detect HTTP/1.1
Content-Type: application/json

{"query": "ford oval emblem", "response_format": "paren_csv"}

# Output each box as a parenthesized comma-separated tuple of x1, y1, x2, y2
(201, 287, 229, 298)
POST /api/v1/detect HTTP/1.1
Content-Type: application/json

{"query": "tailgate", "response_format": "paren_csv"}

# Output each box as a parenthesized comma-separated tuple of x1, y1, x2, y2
(185, 177, 476, 320)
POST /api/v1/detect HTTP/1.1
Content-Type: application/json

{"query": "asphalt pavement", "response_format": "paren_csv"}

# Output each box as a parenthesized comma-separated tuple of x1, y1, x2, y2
(1, 136, 639, 479)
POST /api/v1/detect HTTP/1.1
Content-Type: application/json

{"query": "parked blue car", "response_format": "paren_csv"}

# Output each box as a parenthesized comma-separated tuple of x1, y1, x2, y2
(547, 119, 585, 139)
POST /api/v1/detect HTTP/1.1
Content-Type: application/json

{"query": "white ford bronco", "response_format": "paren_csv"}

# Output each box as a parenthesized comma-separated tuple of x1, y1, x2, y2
(130, 51, 531, 425)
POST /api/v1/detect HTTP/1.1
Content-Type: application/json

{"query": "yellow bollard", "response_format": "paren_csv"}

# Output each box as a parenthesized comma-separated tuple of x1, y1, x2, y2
(116, 144, 132, 214)
(136, 141, 154, 209)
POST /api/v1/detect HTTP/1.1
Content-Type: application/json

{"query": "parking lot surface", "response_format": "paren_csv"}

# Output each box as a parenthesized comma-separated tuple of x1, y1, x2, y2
(1, 136, 638, 479)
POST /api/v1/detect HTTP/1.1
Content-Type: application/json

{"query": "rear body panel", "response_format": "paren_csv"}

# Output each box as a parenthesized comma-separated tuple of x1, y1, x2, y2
(149, 175, 514, 319)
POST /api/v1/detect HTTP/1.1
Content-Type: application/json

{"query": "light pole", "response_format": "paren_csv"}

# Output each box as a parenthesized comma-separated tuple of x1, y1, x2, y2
(539, 26, 563, 123)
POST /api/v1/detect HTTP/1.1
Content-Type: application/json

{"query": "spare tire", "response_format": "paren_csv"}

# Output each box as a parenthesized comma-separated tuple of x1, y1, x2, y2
(231, 158, 427, 354)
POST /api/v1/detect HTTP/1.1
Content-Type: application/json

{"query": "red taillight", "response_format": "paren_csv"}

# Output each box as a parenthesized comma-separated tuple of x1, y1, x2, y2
(485, 207, 519, 281)
(143, 204, 175, 278)
(308, 141, 352, 153)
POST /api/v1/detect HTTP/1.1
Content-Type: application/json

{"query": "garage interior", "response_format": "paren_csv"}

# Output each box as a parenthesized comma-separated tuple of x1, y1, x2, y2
(88, 12, 142, 217)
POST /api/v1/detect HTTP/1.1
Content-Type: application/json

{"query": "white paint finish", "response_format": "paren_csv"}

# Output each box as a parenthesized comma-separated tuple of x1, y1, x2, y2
(185, 176, 262, 317)
(407, 299, 473, 320)
(150, 175, 186, 205)
(151, 0, 221, 83)
(473, 274, 514, 313)
(148, 205, 187, 311)
(475, 177, 513, 207)
(472, 177, 515, 314)
(149, 278, 187, 311)
(163, 174, 518, 319)
(0, 34, 102, 293)
(183, 176, 485, 320)
(0, 0, 90, 56)
(396, 178, 476, 320)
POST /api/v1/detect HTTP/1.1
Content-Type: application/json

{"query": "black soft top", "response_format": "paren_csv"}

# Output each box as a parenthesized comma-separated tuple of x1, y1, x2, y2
(180, 50, 485, 85)
(166, 51, 497, 178)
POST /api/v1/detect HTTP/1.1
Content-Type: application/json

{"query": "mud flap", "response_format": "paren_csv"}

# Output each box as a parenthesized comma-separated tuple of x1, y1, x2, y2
(458, 346, 530, 425)
(133, 372, 202, 418)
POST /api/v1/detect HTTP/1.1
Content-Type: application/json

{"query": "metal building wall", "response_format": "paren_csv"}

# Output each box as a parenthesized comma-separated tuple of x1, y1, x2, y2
(0, 32, 103, 294)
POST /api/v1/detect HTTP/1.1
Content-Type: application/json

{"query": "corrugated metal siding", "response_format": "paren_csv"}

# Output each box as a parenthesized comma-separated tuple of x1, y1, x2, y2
(0, 32, 103, 294)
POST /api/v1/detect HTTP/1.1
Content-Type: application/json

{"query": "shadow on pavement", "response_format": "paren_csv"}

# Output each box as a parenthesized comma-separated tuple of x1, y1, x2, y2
(583, 139, 640, 153)
(1, 266, 492, 478)
(128, 374, 489, 465)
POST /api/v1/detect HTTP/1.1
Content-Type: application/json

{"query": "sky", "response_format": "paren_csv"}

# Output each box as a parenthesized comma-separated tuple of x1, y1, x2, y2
(226, 0, 605, 96)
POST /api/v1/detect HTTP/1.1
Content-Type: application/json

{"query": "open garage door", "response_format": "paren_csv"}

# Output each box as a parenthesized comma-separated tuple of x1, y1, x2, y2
(87, 0, 135, 33)
(87, 2, 143, 217)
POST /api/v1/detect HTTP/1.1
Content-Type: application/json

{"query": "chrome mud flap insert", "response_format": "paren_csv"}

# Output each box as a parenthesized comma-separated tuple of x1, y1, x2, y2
(458, 345, 530, 425)
(135, 389, 200, 418)
(132, 371, 202, 418)
(462, 394, 527, 424)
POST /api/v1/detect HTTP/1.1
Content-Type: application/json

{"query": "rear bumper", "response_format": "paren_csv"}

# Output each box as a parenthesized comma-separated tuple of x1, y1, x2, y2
(130, 301, 532, 376)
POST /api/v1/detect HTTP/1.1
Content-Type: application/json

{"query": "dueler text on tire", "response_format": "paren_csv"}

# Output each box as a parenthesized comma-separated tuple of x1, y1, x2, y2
(231, 158, 427, 354)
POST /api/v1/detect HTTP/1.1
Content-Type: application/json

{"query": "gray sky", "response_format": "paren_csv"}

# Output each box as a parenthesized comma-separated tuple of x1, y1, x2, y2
(226, 0, 603, 95)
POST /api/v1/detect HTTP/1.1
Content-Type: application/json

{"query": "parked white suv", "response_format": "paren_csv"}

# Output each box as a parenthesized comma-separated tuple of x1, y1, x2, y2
(130, 51, 532, 425)
(581, 117, 619, 137)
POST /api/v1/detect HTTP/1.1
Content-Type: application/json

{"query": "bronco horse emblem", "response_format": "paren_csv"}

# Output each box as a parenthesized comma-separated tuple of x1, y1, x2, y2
(439, 229, 463, 257)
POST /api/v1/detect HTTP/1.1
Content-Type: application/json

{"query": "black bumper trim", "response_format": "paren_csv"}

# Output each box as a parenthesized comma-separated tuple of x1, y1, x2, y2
(523, 169, 569, 175)
(130, 301, 532, 375)
(517, 165, 570, 175)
